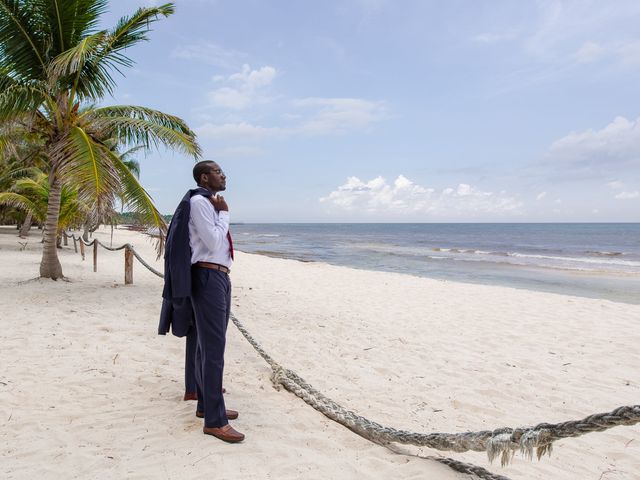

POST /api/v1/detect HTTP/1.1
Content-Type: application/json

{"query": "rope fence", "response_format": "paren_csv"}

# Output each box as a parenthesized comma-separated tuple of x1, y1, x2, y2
(62, 230, 163, 282)
(59, 229, 640, 479)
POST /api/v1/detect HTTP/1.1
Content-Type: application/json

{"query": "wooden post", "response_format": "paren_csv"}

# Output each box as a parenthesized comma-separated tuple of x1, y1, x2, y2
(63, 233, 68, 246)
(124, 246, 133, 285)
(93, 241, 98, 272)
(72, 236, 78, 253)
(79, 239, 85, 260)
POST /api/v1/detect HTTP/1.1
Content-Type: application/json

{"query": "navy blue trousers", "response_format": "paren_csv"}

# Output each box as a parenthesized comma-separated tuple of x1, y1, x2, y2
(184, 327, 197, 395)
(190, 267, 231, 428)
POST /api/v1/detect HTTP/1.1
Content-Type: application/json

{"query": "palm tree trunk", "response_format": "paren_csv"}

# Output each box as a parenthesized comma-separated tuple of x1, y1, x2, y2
(40, 174, 64, 279)
(19, 211, 33, 238)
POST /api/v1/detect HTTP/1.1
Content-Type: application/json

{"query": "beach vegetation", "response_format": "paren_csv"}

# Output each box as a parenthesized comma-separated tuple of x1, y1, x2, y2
(0, 1, 201, 279)
(0, 169, 88, 239)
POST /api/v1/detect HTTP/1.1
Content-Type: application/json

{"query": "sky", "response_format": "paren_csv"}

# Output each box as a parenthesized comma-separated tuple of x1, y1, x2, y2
(101, 0, 640, 222)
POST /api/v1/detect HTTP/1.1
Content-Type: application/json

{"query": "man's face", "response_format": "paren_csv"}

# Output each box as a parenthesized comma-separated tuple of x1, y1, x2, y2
(201, 162, 226, 192)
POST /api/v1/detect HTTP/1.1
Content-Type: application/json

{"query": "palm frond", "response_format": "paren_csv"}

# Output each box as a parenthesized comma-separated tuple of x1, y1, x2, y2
(61, 3, 174, 101)
(48, 31, 106, 79)
(56, 125, 120, 203)
(58, 183, 90, 230)
(0, 165, 40, 184)
(71, 57, 117, 100)
(0, 0, 49, 80)
(104, 3, 175, 64)
(106, 147, 167, 256)
(0, 65, 19, 92)
(119, 144, 146, 160)
(47, 30, 114, 102)
(85, 105, 201, 157)
(44, 0, 108, 54)
(13, 173, 48, 195)
(121, 158, 140, 178)
(0, 191, 41, 220)
(0, 82, 52, 121)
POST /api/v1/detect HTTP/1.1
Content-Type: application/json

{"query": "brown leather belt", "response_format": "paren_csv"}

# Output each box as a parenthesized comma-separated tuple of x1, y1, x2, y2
(194, 261, 230, 274)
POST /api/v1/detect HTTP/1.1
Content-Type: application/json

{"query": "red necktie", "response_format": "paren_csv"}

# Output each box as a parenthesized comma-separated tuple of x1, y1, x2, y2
(227, 230, 234, 260)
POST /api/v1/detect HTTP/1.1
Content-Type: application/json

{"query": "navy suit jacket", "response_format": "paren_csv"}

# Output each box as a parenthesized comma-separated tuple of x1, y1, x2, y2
(158, 187, 212, 337)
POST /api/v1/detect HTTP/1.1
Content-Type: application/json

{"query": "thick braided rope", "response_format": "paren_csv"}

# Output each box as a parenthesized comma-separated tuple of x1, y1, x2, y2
(230, 313, 640, 467)
(430, 457, 512, 480)
(127, 247, 164, 277)
(229, 314, 513, 479)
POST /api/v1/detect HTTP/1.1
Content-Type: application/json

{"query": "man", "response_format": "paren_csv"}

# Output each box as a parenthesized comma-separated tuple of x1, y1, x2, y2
(159, 160, 244, 443)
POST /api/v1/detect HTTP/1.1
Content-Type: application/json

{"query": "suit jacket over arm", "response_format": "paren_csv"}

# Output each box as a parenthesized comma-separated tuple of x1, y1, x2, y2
(158, 187, 212, 337)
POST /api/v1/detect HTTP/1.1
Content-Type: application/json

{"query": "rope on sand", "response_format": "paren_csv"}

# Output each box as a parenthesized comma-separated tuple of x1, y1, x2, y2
(230, 313, 640, 470)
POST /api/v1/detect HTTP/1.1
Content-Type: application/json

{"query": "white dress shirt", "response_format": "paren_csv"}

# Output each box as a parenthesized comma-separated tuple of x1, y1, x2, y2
(189, 194, 233, 268)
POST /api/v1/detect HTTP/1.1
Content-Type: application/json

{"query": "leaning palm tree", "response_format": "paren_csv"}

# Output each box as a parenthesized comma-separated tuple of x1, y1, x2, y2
(0, 1, 200, 279)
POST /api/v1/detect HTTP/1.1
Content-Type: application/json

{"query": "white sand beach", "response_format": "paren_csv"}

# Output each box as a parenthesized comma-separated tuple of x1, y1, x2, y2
(1, 225, 638, 480)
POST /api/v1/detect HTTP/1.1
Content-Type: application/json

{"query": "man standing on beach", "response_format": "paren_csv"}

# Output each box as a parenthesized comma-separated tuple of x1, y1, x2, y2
(159, 160, 243, 443)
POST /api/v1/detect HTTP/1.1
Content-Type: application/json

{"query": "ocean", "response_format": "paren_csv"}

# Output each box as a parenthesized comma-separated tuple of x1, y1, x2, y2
(231, 223, 640, 305)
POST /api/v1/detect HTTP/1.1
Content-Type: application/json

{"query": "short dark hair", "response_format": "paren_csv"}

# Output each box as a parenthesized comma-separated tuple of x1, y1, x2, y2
(193, 161, 217, 184)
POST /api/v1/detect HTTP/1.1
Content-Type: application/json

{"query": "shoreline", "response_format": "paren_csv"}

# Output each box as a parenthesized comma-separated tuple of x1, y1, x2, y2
(1, 226, 639, 479)
(231, 223, 640, 306)
(236, 247, 640, 306)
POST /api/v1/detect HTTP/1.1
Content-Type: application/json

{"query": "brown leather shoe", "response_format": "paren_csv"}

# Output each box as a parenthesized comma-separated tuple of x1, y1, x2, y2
(196, 409, 238, 420)
(203, 424, 244, 443)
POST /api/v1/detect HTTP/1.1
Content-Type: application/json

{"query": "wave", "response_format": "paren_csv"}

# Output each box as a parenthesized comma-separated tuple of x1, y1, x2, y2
(252, 250, 315, 263)
(507, 252, 640, 267)
(427, 247, 639, 268)
(584, 250, 624, 257)
(432, 247, 491, 254)
(350, 242, 640, 271)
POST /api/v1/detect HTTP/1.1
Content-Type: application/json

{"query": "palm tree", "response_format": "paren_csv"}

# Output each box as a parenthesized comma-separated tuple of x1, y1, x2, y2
(0, 121, 48, 234)
(0, 1, 201, 279)
(0, 169, 88, 236)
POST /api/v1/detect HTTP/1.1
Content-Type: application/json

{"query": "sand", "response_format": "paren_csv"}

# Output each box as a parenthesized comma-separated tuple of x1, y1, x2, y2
(0, 225, 638, 480)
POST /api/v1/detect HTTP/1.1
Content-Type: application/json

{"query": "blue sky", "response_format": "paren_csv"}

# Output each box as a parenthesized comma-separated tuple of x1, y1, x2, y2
(102, 0, 640, 222)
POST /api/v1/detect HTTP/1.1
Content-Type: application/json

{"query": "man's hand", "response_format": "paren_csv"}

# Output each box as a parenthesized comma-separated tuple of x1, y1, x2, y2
(210, 195, 229, 212)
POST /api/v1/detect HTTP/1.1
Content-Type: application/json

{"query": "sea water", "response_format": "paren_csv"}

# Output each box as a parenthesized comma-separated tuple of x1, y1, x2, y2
(232, 223, 640, 304)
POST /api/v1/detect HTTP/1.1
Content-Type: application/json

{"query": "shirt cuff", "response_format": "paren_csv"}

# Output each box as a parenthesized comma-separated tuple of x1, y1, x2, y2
(218, 210, 230, 223)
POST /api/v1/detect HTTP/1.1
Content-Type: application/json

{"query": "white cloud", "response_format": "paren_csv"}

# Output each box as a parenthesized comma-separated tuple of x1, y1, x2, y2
(320, 175, 522, 217)
(207, 87, 252, 109)
(574, 41, 604, 64)
(525, 2, 640, 59)
(547, 116, 640, 172)
(206, 64, 277, 110)
(196, 96, 386, 140)
(229, 64, 277, 89)
(171, 42, 246, 69)
(606, 180, 624, 189)
(536, 191, 547, 200)
(615, 190, 639, 199)
(294, 97, 386, 135)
